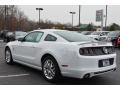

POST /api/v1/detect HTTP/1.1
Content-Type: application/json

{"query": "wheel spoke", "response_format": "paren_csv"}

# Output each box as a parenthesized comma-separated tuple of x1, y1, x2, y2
(5, 50, 11, 63)
(43, 59, 55, 80)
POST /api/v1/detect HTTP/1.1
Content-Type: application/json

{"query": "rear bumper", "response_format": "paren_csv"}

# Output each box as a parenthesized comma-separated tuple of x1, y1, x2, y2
(61, 65, 116, 79)
(61, 54, 117, 79)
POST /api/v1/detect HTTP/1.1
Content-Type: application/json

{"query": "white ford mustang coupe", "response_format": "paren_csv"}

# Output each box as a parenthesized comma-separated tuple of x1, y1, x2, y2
(5, 29, 116, 82)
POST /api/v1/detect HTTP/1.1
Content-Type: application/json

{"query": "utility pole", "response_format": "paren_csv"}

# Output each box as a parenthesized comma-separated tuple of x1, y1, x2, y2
(79, 5, 81, 26)
(101, 9, 104, 31)
(36, 8, 43, 28)
(105, 5, 108, 31)
(69, 12, 76, 30)
(4, 5, 7, 30)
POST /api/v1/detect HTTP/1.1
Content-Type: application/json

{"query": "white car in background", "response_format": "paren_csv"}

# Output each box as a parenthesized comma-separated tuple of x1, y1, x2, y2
(88, 31, 110, 40)
(5, 29, 116, 82)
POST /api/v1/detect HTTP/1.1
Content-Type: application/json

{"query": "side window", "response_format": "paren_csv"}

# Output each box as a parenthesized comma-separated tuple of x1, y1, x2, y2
(44, 34, 57, 41)
(35, 32, 43, 42)
(24, 32, 43, 42)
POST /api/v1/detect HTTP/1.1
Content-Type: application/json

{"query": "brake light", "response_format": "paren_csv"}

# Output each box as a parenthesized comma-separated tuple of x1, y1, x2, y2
(117, 37, 120, 44)
(79, 46, 115, 56)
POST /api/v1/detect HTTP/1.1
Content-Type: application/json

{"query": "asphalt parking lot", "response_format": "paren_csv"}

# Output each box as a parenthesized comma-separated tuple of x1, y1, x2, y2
(0, 42, 120, 85)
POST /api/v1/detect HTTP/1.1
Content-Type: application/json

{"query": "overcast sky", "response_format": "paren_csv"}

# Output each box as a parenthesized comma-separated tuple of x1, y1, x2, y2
(18, 5, 120, 26)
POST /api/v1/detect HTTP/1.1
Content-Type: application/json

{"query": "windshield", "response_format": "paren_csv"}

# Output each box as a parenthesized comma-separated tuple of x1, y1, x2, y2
(15, 31, 27, 37)
(54, 31, 94, 42)
(108, 31, 120, 37)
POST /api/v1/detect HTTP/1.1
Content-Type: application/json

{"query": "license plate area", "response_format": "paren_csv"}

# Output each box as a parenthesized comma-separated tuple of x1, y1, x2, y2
(103, 59, 110, 66)
(99, 58, 114, 67)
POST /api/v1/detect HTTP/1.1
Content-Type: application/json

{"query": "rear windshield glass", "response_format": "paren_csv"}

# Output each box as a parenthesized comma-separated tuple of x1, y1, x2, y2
(54, 31, 93, 42)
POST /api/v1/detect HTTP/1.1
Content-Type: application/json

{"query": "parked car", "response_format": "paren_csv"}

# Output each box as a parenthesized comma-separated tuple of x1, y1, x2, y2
(107, 31, 120, 47)
(5, 32, 14, 42)
(5, 29, 116, 82)
(98, 31, 111, 41)
(80, 31, 93, 35)
(0, 30, 9, 42)
(6, 31, 27, 42)
(88, 31, 110, 40)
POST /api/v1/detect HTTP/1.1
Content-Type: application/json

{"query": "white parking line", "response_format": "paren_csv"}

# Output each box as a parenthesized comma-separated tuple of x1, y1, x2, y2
(0, 74, 30, 78)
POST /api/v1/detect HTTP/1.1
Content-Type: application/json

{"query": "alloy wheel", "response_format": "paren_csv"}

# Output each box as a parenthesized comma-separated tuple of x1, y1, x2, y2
(43, 59, 56, 80)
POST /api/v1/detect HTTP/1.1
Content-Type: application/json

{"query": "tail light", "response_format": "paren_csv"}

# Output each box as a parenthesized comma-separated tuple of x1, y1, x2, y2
(79, 46, 115, 56)
(117, 37, 120, 44)
(79, 48, 93, 55)
(79, 48, 84, 55)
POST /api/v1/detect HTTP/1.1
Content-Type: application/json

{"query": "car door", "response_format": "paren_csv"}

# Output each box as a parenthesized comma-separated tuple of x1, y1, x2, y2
(13, 31, 44, 65)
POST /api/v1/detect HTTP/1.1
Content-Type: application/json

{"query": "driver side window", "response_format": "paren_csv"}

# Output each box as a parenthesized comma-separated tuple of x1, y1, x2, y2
(24, 32, 43, 42)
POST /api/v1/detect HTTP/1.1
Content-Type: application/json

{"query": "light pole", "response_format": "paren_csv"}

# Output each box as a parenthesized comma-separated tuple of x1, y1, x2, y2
(105, 5, 108, 31)
(69, 12, 76, 30)
(36, 8, 43, 28)
(79, 5, 81, 26)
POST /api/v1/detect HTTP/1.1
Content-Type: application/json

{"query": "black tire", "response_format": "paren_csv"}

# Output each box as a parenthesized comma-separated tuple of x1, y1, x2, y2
(5, 48, 13, 65)
(42, 56, 61, 82)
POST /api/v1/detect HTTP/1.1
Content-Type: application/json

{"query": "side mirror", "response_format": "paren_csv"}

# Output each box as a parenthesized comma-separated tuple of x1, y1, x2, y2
(17, 37, 24, 42)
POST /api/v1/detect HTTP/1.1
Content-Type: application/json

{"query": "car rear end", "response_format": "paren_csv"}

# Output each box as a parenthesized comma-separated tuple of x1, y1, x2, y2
(62, 42, 116, 79)
(79, 43, 116, 78)
(53, 30, 116, 79)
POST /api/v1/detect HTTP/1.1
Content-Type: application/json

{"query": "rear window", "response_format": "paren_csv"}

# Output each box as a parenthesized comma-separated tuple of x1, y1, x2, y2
(44, 34, 57, 41)
(54, 31, 93, 42)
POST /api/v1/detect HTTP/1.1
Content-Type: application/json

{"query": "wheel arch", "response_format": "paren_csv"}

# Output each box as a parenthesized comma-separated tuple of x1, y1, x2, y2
(5, 45, 13, 57)
(5, 46, 10, 51)
(41, 53, 61, 73)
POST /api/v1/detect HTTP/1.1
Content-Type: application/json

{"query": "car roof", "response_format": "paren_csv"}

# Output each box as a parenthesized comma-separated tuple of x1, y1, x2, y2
(34, 29, 67, 33)
(95, 31, 110, 32)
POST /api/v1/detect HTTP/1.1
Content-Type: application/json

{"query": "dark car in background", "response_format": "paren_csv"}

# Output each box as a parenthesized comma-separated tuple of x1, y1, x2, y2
(107, 31, 120, 47)
(0, 30, 8, 42)
(88, 31, 110, 41)
(0, 30, 27, 42)
(6, 32, 14, 42)
(6, 31, 27, 42)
